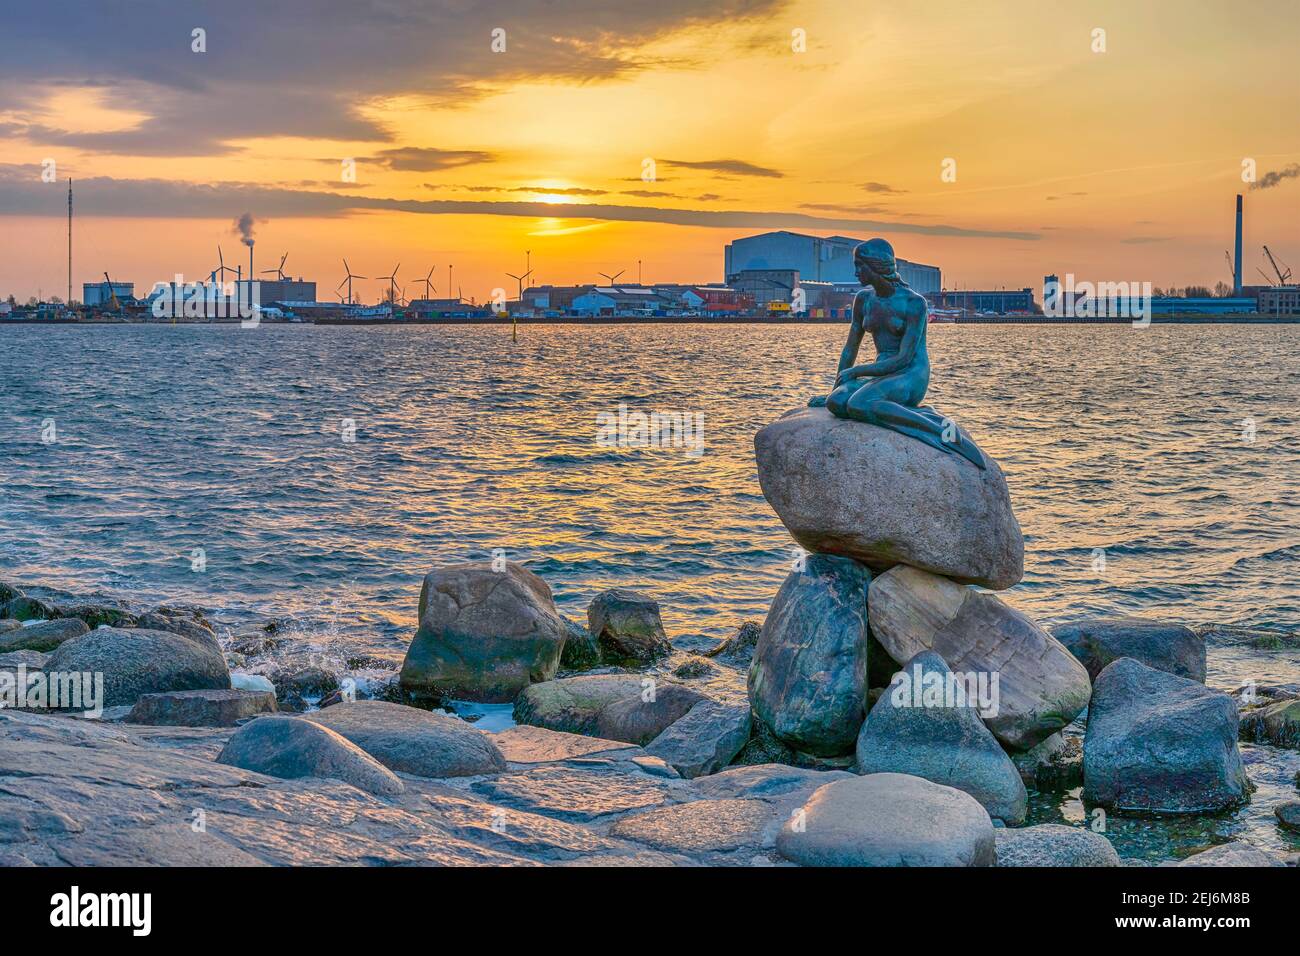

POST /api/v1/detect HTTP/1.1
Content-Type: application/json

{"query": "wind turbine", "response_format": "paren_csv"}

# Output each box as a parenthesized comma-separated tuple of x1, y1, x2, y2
(416, 266, 436, 300)
(377, 263, 400, 305)
(336, 259, 367, 304)
(599, 269, 625, 285)
(506, 268, 533, 301)
(261, 253, 289, 281)
(211, 246, 238, 285)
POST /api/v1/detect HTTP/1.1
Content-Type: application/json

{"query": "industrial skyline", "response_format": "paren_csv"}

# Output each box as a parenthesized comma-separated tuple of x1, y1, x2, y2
(2, 1, 1299, 303)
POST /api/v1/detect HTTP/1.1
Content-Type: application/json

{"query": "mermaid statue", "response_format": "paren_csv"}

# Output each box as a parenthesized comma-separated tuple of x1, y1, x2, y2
(809, 238, 987, 470)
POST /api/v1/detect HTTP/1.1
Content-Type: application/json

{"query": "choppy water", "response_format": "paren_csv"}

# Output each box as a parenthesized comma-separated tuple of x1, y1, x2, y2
(2, 323, 1298, 861)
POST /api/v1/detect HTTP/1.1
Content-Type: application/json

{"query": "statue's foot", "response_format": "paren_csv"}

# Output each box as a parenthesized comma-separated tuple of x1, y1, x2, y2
(807, 394, 829, 408)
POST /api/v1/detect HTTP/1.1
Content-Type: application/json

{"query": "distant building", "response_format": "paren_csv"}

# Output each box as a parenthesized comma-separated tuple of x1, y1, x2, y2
(238, 279, 316, 303)
(929, 289, 1037, 313)
(1257, 287, 1300, 315)
(571, 286, 665, 316)
(83, 281, 134, 306)
(727, 269, 800, 309)
(519, 285, 594, 313)
(725, 231, 941, 294)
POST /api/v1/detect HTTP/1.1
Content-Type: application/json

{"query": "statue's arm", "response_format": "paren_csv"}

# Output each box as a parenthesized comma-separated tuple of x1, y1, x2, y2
(810, 292, 867, 405)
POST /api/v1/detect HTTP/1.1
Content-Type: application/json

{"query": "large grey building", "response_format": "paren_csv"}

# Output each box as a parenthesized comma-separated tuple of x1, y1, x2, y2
(724, 231, 940, 294)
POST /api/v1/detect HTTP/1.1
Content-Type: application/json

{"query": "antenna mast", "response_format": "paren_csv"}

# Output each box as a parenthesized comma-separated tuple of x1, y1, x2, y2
(67, 179, 73, 304)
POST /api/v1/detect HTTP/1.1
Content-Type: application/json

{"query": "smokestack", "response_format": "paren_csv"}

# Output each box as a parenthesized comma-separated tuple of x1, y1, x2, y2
(1234, 194, 1243, 295)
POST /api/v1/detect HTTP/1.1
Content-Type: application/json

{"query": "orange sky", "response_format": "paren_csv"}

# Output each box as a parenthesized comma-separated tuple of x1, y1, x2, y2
(2, 0, 1298, 303)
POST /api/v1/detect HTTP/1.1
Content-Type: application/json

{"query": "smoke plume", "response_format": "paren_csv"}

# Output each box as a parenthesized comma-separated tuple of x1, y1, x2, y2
(1250, 163, 1300, 191)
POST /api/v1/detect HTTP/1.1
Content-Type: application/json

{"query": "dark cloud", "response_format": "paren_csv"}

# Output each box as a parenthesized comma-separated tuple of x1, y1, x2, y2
(1250, 163, 1300, 191)
(661, 158, 783, 178)
(800, 202, 886, 214)
(861, 182, 904, 194)
(622, 189, 675, 198)
(0, 165, 1040, 240)
(372, 147, 496, 171)
(0, 1, 786, 156)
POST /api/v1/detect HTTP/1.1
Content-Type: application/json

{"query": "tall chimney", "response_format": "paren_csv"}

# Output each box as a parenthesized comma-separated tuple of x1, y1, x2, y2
(1234, 194, 1243, 295)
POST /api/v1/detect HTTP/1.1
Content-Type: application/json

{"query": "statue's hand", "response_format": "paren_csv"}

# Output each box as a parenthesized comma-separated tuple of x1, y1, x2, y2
(807, 394, 829, 408)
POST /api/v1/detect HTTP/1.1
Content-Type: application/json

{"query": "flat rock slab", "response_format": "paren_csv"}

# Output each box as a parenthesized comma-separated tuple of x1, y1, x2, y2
(305, 699, 506, 778)
(1172, 842, 1286, 867)
(513, 674, 707, 745)
(423, 791, 626, 862)
(755, 407, 1024, 589)
(691, 764, 857, 803)
(216, 716, 406, 797)
(868, 566, 1091, 751)
(608, 799, 775, 854)
(126, 688, 277, 727)
(493, 724, 640, 764)
(472, 764, 676, 822)
(0, 649, 48, 670)
(994, 824, 1121, 867)
(1055, 616, 1206, 683)
(776, 772, 996, 867)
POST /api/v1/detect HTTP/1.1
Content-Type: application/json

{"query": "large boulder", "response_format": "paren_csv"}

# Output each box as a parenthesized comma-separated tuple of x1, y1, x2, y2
(1174, 842, 1285, 867)
(856, 651, 1027, 824)
(586, 589, 671, 665)
(1, 596, 61, 622)
(1083, 658, 1250, 814)
(994, 824, 1121, 867)
(304, 700, 505, 778)
(44, 626, 230, 708)
(399, 561, 567, 703)
(558, 616, 601, 671)
(748, 554, 871, 757)
(868, 566, 1090, 750)
(216, 716, 404, 797)
(1055, 616, 1205, 683)
(0, 617, 88, 653)
(776, 772, 996, 867)
(755, 407, 1023, 590)
(512, 674, 707, 745)
(645, 700, 752, 778)
(126, 688, 277, 727)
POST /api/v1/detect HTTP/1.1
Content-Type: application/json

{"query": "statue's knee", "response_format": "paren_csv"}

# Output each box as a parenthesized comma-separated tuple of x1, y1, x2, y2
(826, 391, 848, 416)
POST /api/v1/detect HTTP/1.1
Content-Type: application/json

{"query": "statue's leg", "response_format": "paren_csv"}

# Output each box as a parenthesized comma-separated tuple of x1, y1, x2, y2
(843, 378, 987, 469)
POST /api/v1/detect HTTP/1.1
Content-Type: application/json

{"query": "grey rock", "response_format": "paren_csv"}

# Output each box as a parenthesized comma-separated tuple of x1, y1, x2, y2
(1055, 616, 1206, 683)
(755, 406, 1024, 589)
(0, 617, 88, 652)
(1, 596, 61, 622)
(62, 603, 140, 630)
(216, 715, 405, 797)
(691, 764, 857, 802)
(0, 582, 23, 604)
(493, 725, 641, 764)
(400, 561, 568, 703)
(1239, 698, 1300, 748)
(1276, 802, 1300, 833)
(593, 683, 711, 746)
(304, 699, 506, 778)
(471, 763, 673, 822)
(776, 772, 996, 867)
(994, 824, 1121, 866)
(645, 700, 752, 778)
(134, 606, 220, 651)
(559, 615, 602, 671)
(869, 566, 1091, 751)
(1011, 731, 1084, 791)
(0, 618, 21, 635)
(44, 626, 230, 708)
(672, 655, 718, 679)
(587, 589, 671, 666)
(1083, 658, 1249, 814)
(856, 651, 1027, 824)
(748, 554, 871, 757)
(609, 799, 774, 854)
(126, 688, 277, 727)
(1174, 842, 1285, 867)
(703, 621, 762, 666)
(0, 649, 48, 670)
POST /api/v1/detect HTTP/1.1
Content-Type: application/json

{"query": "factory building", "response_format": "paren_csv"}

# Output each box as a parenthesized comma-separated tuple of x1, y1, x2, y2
(725, 231, 941, 294)
(236, 279, 317, 303)
(929, 289, 1037, 314)
(82, 281, 135, 306)
(571, 287, 665, 316)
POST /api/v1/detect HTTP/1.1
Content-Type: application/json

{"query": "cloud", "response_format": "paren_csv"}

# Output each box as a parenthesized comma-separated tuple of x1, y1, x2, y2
(0, 1, 786, 156)
(1250, 163, 1300, 191)
(0, 165, 1040, 240)
(1120, 236, 1171, 244)
(371, 147, 496, 171)
(800, 202, 886, 214)
(661, 158, 783, 178)
(861, 182, 904, 194)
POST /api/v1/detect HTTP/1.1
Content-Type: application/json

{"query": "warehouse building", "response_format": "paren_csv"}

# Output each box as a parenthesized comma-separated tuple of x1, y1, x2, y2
(724, 231, 941, 294)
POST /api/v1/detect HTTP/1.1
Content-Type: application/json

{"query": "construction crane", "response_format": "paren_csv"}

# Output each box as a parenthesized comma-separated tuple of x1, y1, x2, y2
(1263, 245, 1292, 286)
(1224, 250, 1235, 284)
(103, 272, 120, 311)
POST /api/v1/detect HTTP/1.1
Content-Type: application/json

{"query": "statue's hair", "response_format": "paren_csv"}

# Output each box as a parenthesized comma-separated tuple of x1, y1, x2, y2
(854, 238, 906, 289)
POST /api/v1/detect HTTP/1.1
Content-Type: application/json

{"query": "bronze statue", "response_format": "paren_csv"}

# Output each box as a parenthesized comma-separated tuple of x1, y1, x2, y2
(809, 238, 987, 469)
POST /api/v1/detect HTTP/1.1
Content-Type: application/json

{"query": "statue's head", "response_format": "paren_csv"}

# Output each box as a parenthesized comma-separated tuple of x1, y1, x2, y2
(854, 238, 904, 293)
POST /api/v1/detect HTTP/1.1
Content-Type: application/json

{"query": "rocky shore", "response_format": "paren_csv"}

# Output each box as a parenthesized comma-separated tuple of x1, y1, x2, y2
(2, 410, 1298, 867)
